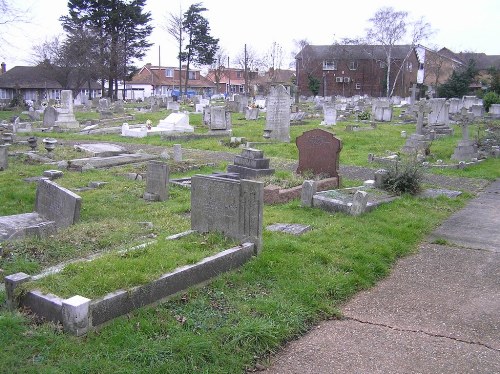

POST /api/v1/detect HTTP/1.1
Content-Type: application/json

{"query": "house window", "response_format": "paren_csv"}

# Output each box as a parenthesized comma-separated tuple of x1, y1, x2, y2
(419, 63, 424, 70)
(239, 85, 244, 93)
(23, 90, 37, 101)
(349, 61, 358, 70)
(406, 62, 413, 72)
(165, 68, 174, 78)
(236, 71, 243, 78)
(355, 83, 361, 90)
(323, 59, 337, 70)
(188, 71, 196, 80)
(0, 89, 11, 99)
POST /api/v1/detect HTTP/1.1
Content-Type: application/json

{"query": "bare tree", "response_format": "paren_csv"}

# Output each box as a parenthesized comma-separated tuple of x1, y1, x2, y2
(0, 0, 31, 58)
(234, 44, 262, 95)
(210, 48, 228, 94)
(366, 7, 432, 97)
(164, 6, 184, 97)
(262, 41, 285, 82)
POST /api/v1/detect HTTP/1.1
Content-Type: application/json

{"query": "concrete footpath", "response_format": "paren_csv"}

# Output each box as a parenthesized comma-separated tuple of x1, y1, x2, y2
(263, 179, 500, 374)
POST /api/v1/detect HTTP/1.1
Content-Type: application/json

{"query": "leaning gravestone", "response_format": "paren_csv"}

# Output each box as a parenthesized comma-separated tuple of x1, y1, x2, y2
(143, 161, 169, 201)
(0, 144, 7, 171)
(191, 174, 263, 252)
(296, 128, 342, 178)
(0, 179, 82, 242)
(264, 84, 290, 142)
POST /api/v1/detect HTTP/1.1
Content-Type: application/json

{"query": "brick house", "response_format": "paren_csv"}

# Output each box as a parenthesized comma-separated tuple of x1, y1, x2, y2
(205, 67, 249, 96)
(125, 63, 215, 100)
(295, 44, 421, 98)
(0, 63, 101, 106)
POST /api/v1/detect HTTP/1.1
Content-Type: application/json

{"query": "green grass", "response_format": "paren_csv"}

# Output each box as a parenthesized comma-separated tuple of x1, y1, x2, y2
(0, 102, 498, 373)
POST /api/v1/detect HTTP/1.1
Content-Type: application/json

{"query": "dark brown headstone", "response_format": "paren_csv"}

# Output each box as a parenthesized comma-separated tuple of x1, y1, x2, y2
(296, 129, 342, 178)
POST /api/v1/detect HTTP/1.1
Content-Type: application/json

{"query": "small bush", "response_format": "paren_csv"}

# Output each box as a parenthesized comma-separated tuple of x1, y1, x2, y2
(358, 111, 371, 120)
(382, 159, 423, 195)
(483, 91, 500, 112)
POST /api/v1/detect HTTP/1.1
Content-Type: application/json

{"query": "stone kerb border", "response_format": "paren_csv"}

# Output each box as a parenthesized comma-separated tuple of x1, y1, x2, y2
(5, 242, 255, 336)
(264, 177, 340, 204)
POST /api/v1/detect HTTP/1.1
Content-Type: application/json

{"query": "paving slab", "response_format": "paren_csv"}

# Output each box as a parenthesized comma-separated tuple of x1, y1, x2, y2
(430, 179, 500, 252)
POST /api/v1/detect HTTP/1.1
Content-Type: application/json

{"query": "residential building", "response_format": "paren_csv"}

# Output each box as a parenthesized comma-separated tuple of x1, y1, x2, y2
(205, 67, 248, 96)
(295, 44, 421, 98)
(252, 68, 296, 96)
(125, 63, 215, 100)
(0, 63, 101, 106)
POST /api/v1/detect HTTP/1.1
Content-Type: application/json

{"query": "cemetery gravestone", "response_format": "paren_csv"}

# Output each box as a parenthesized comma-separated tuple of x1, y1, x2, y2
(451, 108, 478, 161)
(43, 106, 58, 127)
(323, 103, 337, 126)
(264, 85, 290, 142)
(245, 107, 259, 120)
(209, 106, 232, 133)
(191, 175, 263, 252)
(143, 161, 169, 202)
(296, 129, 342, 178)
(0, 144, 7, 170)
(227, 148, 275, 179)
(55, 90, 79, 129)
(35, 179, 82, 228)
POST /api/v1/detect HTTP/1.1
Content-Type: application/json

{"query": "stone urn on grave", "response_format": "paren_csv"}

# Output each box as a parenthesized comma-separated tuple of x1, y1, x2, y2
(42, 137, 57, 158)
(27, 136, 38, 151)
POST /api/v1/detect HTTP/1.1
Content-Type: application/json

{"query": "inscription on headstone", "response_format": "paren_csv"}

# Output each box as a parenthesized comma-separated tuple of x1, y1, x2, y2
(191, 175, 263, 252)
(264, 85, 290, 142)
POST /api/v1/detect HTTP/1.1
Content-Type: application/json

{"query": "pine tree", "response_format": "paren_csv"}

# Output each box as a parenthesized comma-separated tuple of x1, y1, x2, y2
(181, 3, 219, 97)
(61, 0, 152, 99)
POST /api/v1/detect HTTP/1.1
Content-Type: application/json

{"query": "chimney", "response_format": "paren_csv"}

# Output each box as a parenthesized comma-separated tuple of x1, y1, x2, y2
(1, 62, 6, 75)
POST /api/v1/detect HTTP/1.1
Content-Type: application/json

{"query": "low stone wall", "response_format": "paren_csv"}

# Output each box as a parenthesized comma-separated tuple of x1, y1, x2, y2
(5, 242, 255, 336)
(264, 177, 340, 204)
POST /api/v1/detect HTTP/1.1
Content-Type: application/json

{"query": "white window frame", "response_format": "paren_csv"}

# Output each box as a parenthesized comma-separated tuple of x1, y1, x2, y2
(165, 68, 174, 78)
(323, 59, 337, 70)
(406, 62, 413, 72)
(188, 71, 196, 80)
(349, 61, 358, 70)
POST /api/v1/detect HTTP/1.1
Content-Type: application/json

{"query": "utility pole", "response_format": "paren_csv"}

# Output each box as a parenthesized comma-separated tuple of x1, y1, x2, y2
(227, 56, 231, 97)
(244, 44, 249, 96)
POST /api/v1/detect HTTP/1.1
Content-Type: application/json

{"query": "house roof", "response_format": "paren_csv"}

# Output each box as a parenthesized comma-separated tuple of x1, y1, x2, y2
(0, 66, 100, 89)
(253, 69, 295, 85)
(128, 64, 215, 88)
(296, 44, 416, 61)
(456, 52, 500, 70)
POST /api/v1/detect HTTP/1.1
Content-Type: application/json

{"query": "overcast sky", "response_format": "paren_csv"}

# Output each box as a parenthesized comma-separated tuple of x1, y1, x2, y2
(1, 0, 499, 70)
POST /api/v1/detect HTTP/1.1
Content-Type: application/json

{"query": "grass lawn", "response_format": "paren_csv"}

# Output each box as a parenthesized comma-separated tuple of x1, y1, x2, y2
(0, 102, 499, 373)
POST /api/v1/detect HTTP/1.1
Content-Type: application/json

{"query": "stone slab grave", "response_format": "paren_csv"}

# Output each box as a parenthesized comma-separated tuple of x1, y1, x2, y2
(245, 107, 259, 120)
(73, 143, 129, 157)
(306, 185, 397, 216)
(143, 161, 169, 201)
(266, 223, 311, 236)
(67, 153, 158, 170)
(264, 84, 290, 142)
(322, 103, 337, 126)
(0, 179, 81, 242)
(227, 148, 275, 179)
(296, 128, 342, 179)
(191, 174, 263, 252)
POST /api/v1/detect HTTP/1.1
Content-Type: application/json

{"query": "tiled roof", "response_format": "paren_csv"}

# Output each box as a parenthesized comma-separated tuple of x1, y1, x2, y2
(457, 52, 500, 70)
(0, 66, 100, 89)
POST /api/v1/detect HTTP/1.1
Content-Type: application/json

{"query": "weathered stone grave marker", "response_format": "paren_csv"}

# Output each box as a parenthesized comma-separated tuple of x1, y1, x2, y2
(264, 84, 290, 142)
(227, 148, 275, 179)
(191, 175, 263, 252)
(296, 128, 342, 178)
(143, 161, 169, 202)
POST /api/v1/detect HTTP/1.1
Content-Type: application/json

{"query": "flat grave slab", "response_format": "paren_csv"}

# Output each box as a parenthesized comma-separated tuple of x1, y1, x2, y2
(74, 143, 128, 157)
(68, 153, 157, 169)
(266, 223, 311, 236)
(313, 186, 398, 215)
